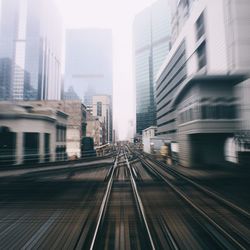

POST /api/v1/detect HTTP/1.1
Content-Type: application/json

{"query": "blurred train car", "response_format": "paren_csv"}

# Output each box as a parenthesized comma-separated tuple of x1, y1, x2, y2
(81, 137, 96, 157)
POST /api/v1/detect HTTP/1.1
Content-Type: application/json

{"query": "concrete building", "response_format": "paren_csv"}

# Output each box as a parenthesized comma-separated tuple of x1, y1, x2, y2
(92, 95, 112, 143)
(156, 0, 250, 167)
(0, 0, 62, 101)
(64, 28, 113, 104)
(0, 102, 67, 165)
(133, 0, 171, 134)
(86, 112, 103, 146)
(169, 0, 199, 45)
(142, 126, 157, 153)
(18, 100, 87, 158)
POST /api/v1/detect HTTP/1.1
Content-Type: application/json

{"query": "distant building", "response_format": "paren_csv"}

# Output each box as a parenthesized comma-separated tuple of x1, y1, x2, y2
(156, 0, 250, 167)
(0, 0, 62, 101)
(63, 86, 80, 100)
(64, 28, 113, 103)
(133, 0, 171, 134)
(126, 119, 135, 142)
(18, 100, 87, 158)
(0, 102, 68, 165)
(86, 112, 103, 146)
(86, 105, 93, 116)
(112, 129, 116, 144)
(142, 126, 157, 153)
(0, 58, 12, 100)
(92, 95, 112, 143)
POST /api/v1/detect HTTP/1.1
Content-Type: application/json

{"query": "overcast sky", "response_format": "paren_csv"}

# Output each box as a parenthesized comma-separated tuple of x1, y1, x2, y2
(55, 0, 156, 140)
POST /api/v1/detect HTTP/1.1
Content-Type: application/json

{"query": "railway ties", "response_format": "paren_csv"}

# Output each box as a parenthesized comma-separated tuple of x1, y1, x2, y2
(87, 149, 156, 250)
(131, 147, 250, 250)
(1, 145, 249, 249)
(0, 162, 113, 249)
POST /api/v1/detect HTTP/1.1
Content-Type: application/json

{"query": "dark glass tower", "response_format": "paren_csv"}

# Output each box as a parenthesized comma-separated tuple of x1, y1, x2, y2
(133, 0, 171, 134)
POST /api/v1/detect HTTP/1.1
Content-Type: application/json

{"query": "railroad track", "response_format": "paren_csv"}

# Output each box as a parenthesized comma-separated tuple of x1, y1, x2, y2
(130, 148, 250, 249)
(86, 149, 156, 250)
(1, 145, 249, 249)
(0, 162, 113, 249)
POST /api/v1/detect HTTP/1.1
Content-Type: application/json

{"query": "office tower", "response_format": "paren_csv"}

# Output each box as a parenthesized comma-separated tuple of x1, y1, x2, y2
(133, 0, 171, 134)
(0, 0, 62, 101)
(65, 28, 113, 103)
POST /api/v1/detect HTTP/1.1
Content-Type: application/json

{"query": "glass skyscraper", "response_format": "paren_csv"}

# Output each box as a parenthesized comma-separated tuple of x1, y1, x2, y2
(133, 0, 171, 134)
(0, 0, 62, 101)
(64, 28, 113, 104)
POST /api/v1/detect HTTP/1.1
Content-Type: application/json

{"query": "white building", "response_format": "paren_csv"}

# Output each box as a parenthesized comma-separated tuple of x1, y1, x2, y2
(18, 100, 88, 158)
(142, 126, 157, 153)
(0, 103, 68, 165)
(156, 0, 250, 167)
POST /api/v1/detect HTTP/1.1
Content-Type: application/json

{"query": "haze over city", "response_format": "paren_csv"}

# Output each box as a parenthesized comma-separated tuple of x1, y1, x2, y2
(55, 0, 157, 140)
(0, 0, 250, 249)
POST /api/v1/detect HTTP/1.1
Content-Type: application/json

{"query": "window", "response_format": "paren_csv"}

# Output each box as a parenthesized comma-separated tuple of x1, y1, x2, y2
(44, 133, 50, 162)
(196, 12, 205, 41)
(97, 102, 102, 116)
(197, 41, 207, 70)
(24, 133, 39, 163)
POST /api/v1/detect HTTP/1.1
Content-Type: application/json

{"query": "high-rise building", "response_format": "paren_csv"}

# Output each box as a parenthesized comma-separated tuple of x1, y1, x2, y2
(133, 0, 171, 134)
(0, 0, 62, 101)
(92, 95, 112, 143)
(64, 28, 113, 104)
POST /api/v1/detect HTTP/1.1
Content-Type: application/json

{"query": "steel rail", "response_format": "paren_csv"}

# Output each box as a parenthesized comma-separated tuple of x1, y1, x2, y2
(139, 156, 247, 250)
(125, 147, 179, 250)
(88, 156, 118, 250)
(129, 146, 250, 220)
(124, 152, 162, 250)
(151, 156, 250, 219)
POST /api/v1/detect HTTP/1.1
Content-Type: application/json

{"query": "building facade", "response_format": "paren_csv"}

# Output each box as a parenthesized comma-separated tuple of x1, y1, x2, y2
(156, 0, 250, 167)
(134, 0, 171, 134)
(64, 28, 113, 104)
(92, 95, 112, 143)
(86, 112, 103, 146)
(0, 103, 67, 165)
(0, 0, 62, 101)
(169, 0, 199, 45)
(18, 100, 87, 158)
